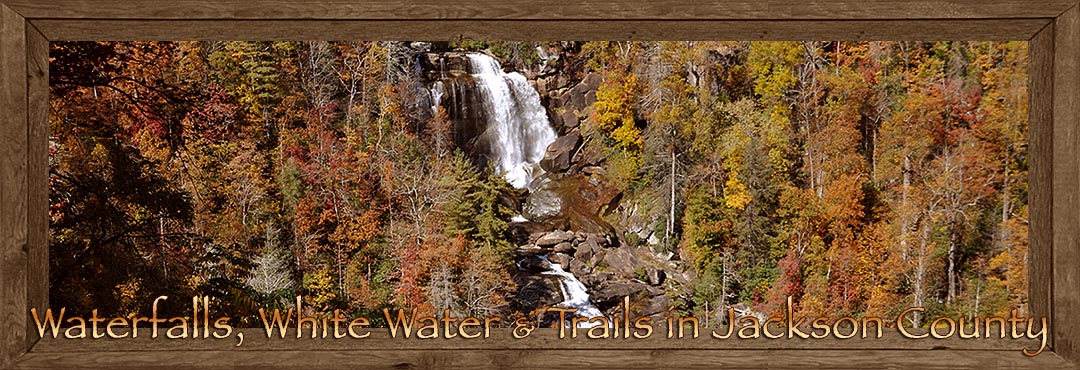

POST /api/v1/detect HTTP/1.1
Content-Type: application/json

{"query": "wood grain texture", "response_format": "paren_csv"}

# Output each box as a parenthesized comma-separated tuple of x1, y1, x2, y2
(12, 348, 1078, 370)
(25, 328, 1042, 352)
(0, 0, 1074, 21)
(23, 24, 46, 354)
(0, 4, 28, 368)
(1028, 21, 1054, 350)
(1053, 5, 1080, 364)
(31, 19, 1050, 41)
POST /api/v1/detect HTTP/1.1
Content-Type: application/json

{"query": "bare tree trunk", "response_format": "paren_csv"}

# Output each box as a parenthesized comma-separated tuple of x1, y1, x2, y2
(336, 249, 346, 299)
(721, 257, 729, 309)
(911, 215, 931, 327)
(900, 154, 911, 261)
(1000, 150, 1011, 248)
(668, 150, 677, 250)
(947, 231, 957, 303)
(160, 216, 168, 280)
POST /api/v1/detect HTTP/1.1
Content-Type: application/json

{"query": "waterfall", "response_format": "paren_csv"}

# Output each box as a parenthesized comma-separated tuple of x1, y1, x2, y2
(539, 255, 604, 326)
(430, 81, 444, 116)
(466, 53, 556, 189)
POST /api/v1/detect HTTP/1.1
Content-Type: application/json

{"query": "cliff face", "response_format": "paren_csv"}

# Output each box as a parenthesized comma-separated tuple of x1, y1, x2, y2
(418, 53, 489, 169)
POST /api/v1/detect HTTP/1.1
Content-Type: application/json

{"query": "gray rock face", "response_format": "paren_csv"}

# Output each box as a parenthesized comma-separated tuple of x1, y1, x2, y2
(515, 244, 547, 256)
(513, 274, 563, 309)
(568, 258, 592, 277)
(535, 229, 575, 247)
(518, 255, 550, 273)
(419, 52, 472, 79)
(646, 267, 665, 286)
(588, 249, 607, 268)
(590, 280, 649, 306)
(574, 239, 599, 262)
(548, 252, 572, 267)
(540, 131, 582, 174)
(569, 83, 590, 111)
(602, 246, 645, 278)
(523, 178, 563, 222)
(583, 73, 603, 90)
(561, 110, 580, 130)
(580, 272, 614, 289)
(642, 295, 672, 316)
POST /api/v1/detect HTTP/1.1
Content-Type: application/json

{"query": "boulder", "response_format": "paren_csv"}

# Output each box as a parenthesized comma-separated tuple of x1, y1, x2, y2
(523, 178, 563, 222)
(575, 238, 600, 262)
(517, 255, 550, 273)
(536, 230, 575, 247)
(559, 175, 622, 235)
(602, 246, 645, 278)
(559, 90, 574, 110)
(583, 73, 603, 90)
(528, 232, 546, 245)
(646, 267, 666, 286)
(581, 166, 606, 177)
(554, 242, 575, 254)
(513, 274, 563, 310)
(548, 252, 572, 268)
(561, 110, 580, 130)
(591, 280, 649, 306)
(580, 272, 615, 290)
(535, 77, 550, 96)
(420, 52, 471, 77)
(550, 88, 570, 108)
(554, 73, 573, 92)
(514, 244, 547, 256)
(641, 295, 672, 316)
(586, 232, 608, 246)
(569, 83, 591, 110)
(589, 249, 607, 268)
(645, 285, 665, 297)
(665, 269, 697, 287)
(568, 259, 592, 277)
(509, 221, 554, 244)
(539, 131, 582, 174)
(548, 108, 564, 132)
(573, 142, 606, 169)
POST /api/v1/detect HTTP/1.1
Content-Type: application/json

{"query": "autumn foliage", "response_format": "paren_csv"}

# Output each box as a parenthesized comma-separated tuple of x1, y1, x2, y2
(49, 41, 1029, 326)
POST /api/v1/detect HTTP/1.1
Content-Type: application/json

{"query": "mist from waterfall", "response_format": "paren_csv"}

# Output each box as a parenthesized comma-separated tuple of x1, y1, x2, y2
(466, 53, 556, 189)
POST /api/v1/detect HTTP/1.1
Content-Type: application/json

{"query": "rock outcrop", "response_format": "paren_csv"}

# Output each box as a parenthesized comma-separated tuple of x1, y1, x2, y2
(539, 130, 582, 174)
(514, 228, 689, 318)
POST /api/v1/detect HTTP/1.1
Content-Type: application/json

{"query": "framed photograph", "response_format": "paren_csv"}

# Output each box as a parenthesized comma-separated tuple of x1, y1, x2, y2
(1, 1, 1078, 369)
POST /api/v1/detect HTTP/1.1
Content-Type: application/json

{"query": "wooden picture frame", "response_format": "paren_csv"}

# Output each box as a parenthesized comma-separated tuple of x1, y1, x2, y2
(0, 1, 1077, 368)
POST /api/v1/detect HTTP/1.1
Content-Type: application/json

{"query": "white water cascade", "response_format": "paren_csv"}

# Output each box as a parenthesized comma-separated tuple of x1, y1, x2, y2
(539, 255, 604, 325)
(466, 53, 556, 189)
(433, 53, 601, 325)
(429, 81, 444, 116)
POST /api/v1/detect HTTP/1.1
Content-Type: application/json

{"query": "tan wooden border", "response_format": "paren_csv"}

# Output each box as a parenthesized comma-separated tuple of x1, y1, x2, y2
(0, 1, 1077, 368)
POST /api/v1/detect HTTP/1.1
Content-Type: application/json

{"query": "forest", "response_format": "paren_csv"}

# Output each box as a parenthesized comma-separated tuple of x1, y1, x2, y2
(48, 40, 1029, 327)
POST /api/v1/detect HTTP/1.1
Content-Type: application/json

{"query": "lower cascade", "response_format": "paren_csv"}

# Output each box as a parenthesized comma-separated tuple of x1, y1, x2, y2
(539, 255, 604, 326)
